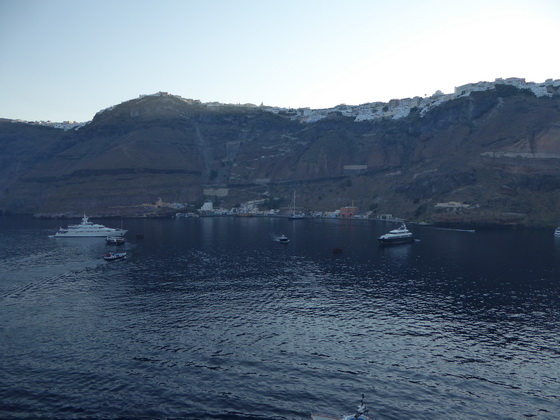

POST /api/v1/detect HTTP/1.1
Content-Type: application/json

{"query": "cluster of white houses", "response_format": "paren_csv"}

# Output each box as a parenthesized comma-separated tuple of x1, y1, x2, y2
(190, 200, 367, 219)
(175, 199, 477, 220)
(265, 77, 560, 123)
(21, 78, 560, 129)
(13, 119, 87, 130)
(124, 78, 560, 125)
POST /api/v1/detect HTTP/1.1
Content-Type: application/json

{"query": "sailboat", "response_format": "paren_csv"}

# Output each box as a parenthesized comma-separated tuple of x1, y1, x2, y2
(288, 190, 305, 219)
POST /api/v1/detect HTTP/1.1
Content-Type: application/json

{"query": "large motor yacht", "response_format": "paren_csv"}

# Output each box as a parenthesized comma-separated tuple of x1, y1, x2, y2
(53, 214, 127, 238)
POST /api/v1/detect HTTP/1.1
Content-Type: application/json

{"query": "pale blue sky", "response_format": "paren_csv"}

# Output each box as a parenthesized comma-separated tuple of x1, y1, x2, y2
(1, 0, 559, 122)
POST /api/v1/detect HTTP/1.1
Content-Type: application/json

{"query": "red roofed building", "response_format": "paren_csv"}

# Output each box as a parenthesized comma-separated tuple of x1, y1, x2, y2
(339, 205, 359, 218)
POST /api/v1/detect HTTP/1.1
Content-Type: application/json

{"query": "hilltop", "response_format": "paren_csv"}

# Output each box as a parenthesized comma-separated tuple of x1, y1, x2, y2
(2, 78, 560, 227)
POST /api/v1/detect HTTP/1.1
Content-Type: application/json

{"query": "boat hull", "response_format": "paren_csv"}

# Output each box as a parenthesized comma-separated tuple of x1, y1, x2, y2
(106, 236, 126, 245)
(378, 222, 413, 245)
(288, 214, 305, 220)
(55, 230, 127, 238)
(103, 252, 127, 261)
(378, 236, 414, 245)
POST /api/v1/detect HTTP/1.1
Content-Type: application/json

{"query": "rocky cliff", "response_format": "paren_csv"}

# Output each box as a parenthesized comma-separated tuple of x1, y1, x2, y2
(2, 86, 560, 227)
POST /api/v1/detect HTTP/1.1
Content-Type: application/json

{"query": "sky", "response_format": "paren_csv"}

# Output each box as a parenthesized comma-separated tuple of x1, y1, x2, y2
(1, 0, 560, 122)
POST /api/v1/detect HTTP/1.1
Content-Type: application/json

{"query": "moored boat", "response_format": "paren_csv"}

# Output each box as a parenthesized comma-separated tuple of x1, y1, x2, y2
(288, 190, 305, 219)
(106, 236, 125, 245)
(378, 222, 413, 245)
(555, 227, 560, 237)
(53, 214, 127, 238)
(288, 212, 305, 219)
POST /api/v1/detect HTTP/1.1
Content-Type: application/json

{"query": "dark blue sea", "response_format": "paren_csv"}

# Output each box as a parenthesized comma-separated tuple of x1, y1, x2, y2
(1, 215, 559, 419)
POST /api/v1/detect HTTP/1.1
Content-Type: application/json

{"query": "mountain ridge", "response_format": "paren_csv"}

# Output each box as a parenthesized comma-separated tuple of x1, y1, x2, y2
(16, 77, 560, 128)
(2, 81, 560, 227)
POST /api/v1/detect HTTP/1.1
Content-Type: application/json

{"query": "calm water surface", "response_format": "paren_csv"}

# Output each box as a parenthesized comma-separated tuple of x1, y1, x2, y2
(1, 216, 559, 419)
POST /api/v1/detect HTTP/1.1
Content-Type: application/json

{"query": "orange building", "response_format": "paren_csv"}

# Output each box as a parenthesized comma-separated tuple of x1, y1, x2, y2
(339, 205, 359, 218)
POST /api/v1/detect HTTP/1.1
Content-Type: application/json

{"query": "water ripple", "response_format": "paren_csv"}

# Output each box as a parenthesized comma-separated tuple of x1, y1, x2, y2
(2, 218, 560, 419)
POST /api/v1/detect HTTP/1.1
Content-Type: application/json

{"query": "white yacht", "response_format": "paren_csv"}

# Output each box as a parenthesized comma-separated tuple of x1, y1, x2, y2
(53, 214, 127, 238)
(378, 222, 413, 245)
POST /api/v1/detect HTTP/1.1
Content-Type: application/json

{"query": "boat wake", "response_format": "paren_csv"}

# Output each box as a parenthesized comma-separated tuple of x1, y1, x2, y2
(271, 233, 290, 243)
(432, 227, 475, 233)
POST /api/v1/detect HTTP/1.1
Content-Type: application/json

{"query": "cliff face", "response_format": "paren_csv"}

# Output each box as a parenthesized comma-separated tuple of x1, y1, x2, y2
(2, 88, 560, 226)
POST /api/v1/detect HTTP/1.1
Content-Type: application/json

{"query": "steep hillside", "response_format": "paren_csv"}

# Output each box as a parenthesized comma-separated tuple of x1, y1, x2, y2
(2, 88, 560, 226)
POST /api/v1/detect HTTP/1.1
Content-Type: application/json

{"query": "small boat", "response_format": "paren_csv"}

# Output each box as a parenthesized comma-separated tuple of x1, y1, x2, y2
(103, 252, 127, 261)
(53, 214, 127, 238)
(289, 212, 305, 220)
(311, 394, 372, 420)
(106, 236, 125, 245)
(288, 190, 305, 219)
(276, 234, 290, 243)
(378, 222, 413, 245)
(555, 227, 560, 237)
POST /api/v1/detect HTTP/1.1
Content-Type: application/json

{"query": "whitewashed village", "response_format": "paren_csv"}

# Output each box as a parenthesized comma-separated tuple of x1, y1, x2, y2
(15, 77, 560, 129)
